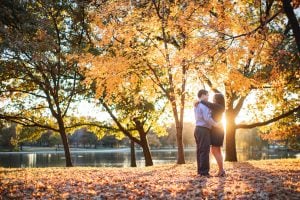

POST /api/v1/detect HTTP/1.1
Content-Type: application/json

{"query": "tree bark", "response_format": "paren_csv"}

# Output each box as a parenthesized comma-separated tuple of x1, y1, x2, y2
(170, 100, 185, 164)
(282, 0, 300, 52)
(130, 140, 137, 167)
(57, 118, 73, 167)
(225, 111, 238, 162)
(175, 123, 185, 164)
(177, 63, 187, 165)
(140, 133, 153, 166)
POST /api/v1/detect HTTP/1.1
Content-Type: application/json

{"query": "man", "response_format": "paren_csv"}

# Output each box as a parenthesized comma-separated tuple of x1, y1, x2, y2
(194, 89, 218, 177)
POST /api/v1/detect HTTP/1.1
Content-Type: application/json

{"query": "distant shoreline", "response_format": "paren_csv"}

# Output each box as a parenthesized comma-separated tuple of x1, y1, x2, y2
(0, 146, 298, 156)
(0, 147, 197, 154)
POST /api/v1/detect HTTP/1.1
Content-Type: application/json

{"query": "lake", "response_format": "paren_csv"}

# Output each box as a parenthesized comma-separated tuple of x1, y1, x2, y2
(0, 148, 298, 168)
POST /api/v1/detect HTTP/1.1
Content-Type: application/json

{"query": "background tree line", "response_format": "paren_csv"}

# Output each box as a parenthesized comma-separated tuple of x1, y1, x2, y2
(1, 122, 298, 153)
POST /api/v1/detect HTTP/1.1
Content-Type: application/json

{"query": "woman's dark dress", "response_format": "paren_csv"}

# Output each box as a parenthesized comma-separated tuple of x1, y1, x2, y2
(201, 101, 225, 147)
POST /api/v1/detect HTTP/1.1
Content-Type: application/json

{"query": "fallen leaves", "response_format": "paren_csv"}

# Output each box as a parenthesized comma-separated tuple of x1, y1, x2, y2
(0, 159, 299, 199)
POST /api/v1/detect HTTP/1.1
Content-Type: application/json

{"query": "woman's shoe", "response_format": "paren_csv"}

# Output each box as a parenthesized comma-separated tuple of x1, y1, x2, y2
(218, 170, 226, 177)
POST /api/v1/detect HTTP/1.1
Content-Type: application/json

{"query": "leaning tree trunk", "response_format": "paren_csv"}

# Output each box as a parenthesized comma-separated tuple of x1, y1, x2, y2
(139, 133, 153, 166)
(225, 110, 238, 162)
(130, 140, 137, 167)
(57, 118, 73, 167)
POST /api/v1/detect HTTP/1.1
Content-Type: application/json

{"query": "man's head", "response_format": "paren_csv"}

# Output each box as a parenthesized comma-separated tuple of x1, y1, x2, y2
(197, 89, 209, 101)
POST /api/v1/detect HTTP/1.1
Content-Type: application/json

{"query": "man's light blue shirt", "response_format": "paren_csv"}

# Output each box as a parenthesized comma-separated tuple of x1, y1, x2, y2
(194, 102, 217, 129)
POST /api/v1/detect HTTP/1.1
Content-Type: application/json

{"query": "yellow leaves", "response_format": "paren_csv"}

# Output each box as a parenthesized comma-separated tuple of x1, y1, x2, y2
(222, 69, 253, 96)
(81, 53, 132, 99)
(35, 29, 47, 41)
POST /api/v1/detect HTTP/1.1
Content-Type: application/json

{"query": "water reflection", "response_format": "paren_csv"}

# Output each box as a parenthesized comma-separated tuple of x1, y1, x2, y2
(0, 148, 297, 168)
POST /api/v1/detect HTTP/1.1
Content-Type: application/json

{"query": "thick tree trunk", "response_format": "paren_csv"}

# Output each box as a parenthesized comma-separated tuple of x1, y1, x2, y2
(225, 111, 238, 162)
(282, 0, 300, 52)
(130, 140, 137, 167)
(140, 133, 153, 166)
(57, 118, 73, 167)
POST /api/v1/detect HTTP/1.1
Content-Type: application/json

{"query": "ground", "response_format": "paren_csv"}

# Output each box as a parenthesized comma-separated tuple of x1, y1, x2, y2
(0, 159, 299, 199)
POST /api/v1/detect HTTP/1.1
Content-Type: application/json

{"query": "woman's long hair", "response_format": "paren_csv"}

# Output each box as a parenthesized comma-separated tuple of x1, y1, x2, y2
(214, 93, 225, 108)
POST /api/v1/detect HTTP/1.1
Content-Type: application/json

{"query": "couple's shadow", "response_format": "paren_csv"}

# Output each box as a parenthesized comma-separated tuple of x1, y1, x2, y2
(178, 161, 298, 199)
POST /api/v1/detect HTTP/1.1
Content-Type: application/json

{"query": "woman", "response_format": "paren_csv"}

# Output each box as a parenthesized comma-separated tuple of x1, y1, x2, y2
(201, 93, 225, 176)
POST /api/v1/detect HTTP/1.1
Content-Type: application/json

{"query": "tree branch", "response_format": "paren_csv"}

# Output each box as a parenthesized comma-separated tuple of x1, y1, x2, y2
(233, 96, 246, 116)
(62, 71, 77, 118)
(236, 105, 300, 129)
(0, 89, 47, 99)
(100, 99, 141, 145)
(222, 9, 282, 40)
(0, 114, 59, 132)
(65, 122, 121, 132)
(200, 74, 221, 93)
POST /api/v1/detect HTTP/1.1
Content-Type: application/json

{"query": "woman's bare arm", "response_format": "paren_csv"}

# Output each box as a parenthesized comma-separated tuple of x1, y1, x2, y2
(200, 100, 225, 112)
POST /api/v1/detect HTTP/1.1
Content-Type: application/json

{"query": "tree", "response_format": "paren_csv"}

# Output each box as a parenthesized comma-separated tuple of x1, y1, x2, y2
(37, 131, 52, 147)
(96, 88, 167, 166)
(0, 0, 90, 166)
(79, 48, 168, 166)
(197, 0, 299, 161)
(79, 128, 98, 148)
(259, 112, 300, 150)
(83, 0, 222, 164)
(0, 123, 17, 151)
(84, 0, 299, 162)
(49, 133, 62, 148)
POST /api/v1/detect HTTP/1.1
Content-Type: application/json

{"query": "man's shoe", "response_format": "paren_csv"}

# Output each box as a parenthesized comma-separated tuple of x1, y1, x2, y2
(199, 173, 210, 178)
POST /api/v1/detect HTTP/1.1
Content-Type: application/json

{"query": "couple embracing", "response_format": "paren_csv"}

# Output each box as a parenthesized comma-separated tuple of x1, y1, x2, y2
(194, 89, 225, 177)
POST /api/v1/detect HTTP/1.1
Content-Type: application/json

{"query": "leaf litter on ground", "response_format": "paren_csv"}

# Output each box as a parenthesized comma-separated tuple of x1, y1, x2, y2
(0, 159, 299, 199)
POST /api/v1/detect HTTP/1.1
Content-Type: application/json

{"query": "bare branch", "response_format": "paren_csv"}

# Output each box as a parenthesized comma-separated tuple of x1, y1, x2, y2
(236, 105, 300, 129)
(233, 96, 246, 116)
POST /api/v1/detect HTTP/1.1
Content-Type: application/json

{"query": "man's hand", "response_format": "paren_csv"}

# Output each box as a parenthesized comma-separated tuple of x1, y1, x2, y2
(194, 100, 200, 107)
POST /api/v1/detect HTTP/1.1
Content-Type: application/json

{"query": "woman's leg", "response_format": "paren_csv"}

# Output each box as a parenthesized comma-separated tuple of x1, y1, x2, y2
(211, 146, 224, 173)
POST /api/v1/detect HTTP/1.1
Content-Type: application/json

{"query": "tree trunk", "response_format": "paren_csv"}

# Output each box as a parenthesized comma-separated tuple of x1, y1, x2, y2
(176, 124, 185, 164)
(170, 101, 185, 164)
(225, 111, 238, 162)
(130, 140, 137, 167)
(282, 0, 300, 52)
(140, 133, 153, 166)
(57, 118, 73, 167)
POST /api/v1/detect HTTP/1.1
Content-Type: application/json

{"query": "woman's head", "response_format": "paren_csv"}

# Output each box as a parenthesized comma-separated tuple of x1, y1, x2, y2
(213, 93, 225, 107)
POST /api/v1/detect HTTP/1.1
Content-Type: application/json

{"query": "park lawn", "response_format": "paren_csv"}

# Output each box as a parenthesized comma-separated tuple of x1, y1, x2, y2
(0, 159, 299, 199)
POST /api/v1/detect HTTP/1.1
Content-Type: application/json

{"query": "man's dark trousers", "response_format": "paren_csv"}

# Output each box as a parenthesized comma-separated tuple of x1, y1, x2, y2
(194, 126, 211, 175)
